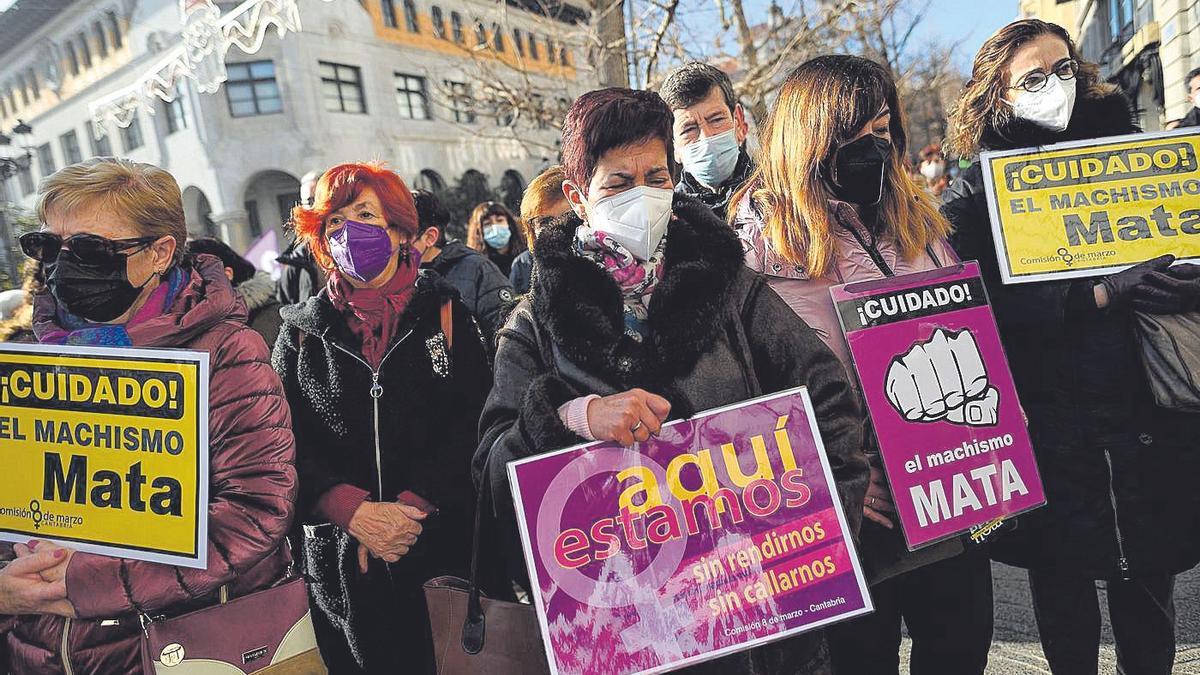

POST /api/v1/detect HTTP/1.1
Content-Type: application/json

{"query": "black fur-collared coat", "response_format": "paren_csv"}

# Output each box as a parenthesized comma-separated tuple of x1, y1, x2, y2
(475, 195, 870, 675)
(943, 90, 1200, 578)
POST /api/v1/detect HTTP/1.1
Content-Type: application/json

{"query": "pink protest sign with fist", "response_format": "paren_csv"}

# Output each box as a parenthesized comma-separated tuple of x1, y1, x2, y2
(832, 262, 1046, 550)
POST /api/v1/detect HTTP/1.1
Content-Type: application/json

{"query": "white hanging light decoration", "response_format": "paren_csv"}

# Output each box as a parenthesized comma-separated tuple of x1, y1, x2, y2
(89, 0, 327, 132)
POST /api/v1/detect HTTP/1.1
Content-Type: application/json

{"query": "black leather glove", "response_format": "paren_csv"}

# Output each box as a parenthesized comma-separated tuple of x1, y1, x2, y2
(1134, 263, 1200, 314)
(1100, 254, 1175, 310)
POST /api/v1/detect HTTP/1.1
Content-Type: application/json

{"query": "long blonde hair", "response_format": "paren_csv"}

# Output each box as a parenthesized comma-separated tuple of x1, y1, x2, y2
(945, 19, 1112, 159)
(732, 55, 949, 279)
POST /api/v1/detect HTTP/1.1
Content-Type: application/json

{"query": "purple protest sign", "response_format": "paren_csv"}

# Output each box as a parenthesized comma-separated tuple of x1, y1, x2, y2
(831, 262, 1046, 550)
(507, 388, 871, 675)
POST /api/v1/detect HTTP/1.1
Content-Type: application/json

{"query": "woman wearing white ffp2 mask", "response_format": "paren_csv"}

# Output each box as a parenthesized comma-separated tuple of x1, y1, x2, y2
(477, 91, 869, 675)
(945, 20, 1200, 675)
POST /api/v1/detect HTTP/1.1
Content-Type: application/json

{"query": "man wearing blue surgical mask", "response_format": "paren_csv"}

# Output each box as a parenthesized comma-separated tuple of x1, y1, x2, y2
(660, 62, 755, 222)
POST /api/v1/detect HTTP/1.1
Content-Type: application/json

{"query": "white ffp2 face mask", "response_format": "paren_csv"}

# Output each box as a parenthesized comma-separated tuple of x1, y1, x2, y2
(585, 185, 674, 261)
(1010, 76, 1077, 132)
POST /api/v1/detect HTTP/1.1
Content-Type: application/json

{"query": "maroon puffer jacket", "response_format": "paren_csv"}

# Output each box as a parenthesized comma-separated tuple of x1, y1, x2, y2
(4, 255, 297, 674)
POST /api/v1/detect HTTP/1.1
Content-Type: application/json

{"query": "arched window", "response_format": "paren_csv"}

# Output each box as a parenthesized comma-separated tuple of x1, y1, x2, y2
(559, 45, 569, 65)
(474, 19, 486, 47)
(93, 22, 108, 57)
(107, 11, 123, 49)
(545, 37, 555, 64)
(513, 28, 525, 57)
(431, 6, 445, 39)
(527, 32, 539, 60)
(450, 12, 464, 43)
(26, 69, 38, 98)
(77, 32, 93, 68)
(381, 0, 398, 28)
(403, 0, 419, 32)
(492, 23, 503, 51)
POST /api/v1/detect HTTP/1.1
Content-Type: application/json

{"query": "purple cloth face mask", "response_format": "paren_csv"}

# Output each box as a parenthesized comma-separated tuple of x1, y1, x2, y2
(328, 219, 395, 282)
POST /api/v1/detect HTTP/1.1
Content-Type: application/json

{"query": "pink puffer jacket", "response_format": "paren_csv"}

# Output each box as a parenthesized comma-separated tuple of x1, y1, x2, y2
(4, 255, 297, 675)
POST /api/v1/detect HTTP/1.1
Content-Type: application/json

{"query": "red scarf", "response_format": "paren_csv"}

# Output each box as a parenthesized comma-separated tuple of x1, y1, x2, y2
(327, 251, 420, 369)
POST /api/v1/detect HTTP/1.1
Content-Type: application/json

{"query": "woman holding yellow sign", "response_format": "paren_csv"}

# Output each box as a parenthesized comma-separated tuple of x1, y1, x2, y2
(2, 158, 298, 675)
(944, 19, 1200, 675)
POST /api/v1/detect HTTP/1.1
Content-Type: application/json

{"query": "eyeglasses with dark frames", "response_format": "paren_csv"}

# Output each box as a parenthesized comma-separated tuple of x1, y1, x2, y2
(1009, 59, 1080, 93)
(19, 231, 159, 265)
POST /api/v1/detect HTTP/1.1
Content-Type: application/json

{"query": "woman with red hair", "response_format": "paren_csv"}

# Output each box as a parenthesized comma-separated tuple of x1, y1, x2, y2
(272, 163, 491, 674)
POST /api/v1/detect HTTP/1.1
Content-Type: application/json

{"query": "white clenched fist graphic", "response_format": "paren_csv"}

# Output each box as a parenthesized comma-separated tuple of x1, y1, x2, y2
(885, 328, 999, 426)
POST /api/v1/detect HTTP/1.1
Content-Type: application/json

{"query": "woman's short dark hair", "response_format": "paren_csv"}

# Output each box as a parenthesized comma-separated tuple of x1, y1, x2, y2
(560, 88, 677, 191)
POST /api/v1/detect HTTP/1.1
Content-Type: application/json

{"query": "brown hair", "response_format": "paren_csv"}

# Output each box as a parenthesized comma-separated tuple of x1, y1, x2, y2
(519, 165, 567, 249)
(945, 19, 1113, 158)
(466, 201, 527, 254)
(731, 55, 950, 279)
(37, 157, 187, 264)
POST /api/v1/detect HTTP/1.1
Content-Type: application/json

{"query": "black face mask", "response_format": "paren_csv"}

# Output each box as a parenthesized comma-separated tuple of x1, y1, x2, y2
(828, 134, 891, 206)
(46, 249, 156, 323)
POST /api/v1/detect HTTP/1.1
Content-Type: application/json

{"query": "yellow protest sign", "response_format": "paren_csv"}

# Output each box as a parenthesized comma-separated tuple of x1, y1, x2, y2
(980, 129, 1200, 284)
(0, 343, 209, 569)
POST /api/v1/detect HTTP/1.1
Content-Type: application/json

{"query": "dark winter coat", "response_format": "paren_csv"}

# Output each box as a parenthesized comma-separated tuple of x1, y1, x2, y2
(273, 272, 491, 675)
(1178, 105, 1200, 128)
(509, 249, 534, 295)
(238, 270, 284, 347)
(276, 239, 325, 306)
(423, 241, 514, 346)
(475, 195, 870, 675)
(6, 255, 297, 675)
(942, 90, 1200, 578)
(676, 146, 756, 223)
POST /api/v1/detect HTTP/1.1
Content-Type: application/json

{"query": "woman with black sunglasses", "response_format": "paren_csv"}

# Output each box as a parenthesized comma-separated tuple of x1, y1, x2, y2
(943, 20, 1200, 674)
(4, 158, 297, 675)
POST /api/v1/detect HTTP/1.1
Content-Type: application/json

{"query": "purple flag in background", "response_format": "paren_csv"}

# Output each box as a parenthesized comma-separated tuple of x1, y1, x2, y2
(831, 262, 1046, 550)
(243, 230, 281, 281)
(508, 388, 872, 675)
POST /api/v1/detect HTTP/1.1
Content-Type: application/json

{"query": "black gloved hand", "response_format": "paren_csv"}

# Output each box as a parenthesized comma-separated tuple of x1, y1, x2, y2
(1101, 254, 1175, 310)
(1134, 263, 1200, 314)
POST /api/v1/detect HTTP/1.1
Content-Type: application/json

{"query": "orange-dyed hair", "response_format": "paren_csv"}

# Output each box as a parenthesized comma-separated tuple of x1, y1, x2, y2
(291, 162, 418, 271)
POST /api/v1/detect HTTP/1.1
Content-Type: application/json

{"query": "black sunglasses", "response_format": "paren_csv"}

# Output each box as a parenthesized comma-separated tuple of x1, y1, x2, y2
(20, 231, 158, 265)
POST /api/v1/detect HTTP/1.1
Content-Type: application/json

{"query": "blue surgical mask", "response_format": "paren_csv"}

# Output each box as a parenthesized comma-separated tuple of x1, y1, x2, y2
(681, 128, 741, 188)
(483, 223, 512, 249)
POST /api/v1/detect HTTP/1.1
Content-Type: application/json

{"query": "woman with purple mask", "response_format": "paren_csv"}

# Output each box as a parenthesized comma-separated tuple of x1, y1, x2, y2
(273, 163, 491, 674)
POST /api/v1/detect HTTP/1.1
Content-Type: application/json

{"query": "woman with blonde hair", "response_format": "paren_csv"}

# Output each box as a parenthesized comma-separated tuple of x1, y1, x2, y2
(4, 157, 297, 674)
(509, 165, 571, 293)
(731, 55, 993, 675)
(466, 200, 527, 277)
(943, 19, 1200, 674)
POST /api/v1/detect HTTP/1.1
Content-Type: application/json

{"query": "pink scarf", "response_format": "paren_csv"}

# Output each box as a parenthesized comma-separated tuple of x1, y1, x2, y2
(326, 250, 421, 369)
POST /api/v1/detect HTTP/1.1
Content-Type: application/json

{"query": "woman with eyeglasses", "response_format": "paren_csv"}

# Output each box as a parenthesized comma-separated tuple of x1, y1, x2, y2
(731, 55, 993, 675)
(5, 158, 297, 674)
(510, 165, 571, 294)
(466, 201, 527, 277)
(944, 20, 1200, 674)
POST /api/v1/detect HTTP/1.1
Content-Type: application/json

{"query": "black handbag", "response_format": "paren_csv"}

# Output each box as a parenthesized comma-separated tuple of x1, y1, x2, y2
(1134, 310, 1200, 411)
(422, 444, 551, 675)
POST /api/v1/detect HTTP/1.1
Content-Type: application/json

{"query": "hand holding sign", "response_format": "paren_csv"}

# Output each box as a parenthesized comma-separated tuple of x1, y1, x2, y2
(885, 328, 999, 426)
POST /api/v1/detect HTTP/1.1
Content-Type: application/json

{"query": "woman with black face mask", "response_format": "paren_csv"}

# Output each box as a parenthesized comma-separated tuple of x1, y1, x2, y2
(6, 158, 297, 675)
(731, 55, 994, 675)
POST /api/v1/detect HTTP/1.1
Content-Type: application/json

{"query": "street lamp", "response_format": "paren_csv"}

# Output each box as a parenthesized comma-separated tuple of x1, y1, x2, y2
(0, 118, 35, 287)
